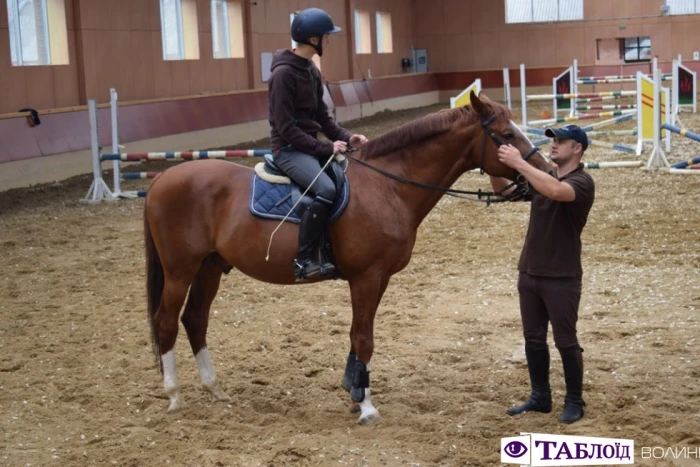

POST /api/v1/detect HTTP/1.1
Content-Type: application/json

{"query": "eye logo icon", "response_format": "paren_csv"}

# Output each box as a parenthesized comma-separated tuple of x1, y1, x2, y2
(504, 441, 528, 458)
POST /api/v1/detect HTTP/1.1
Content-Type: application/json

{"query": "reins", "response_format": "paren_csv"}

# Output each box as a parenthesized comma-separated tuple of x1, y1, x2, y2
(346, 114, 538, 206)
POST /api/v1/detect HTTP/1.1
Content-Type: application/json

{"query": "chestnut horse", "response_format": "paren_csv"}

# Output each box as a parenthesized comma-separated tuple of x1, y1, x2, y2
(143, 92, 554, 424)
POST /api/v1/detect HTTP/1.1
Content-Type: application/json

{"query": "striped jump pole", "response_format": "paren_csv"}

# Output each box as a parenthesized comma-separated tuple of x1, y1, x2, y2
(122, 172, 160, 180)
(577, 73, 671, 82)
(522, 127, 636, 153)
(670, 156, 700, 169)
(586, 129, 637, 137)
(101, 149, 270, 162)
(527, 91, 637, 101)
(661, 123, 700, 143)
(82, 87, 273, 201)
(575, 95, 633, 104)
(576, 104, 636, 111)
(584, 161, 643, 169)
(579, 113, 635, 132)
(528, 109, 636, 126)
(576, 75, 671, 85)
(587, 139, 636, 153)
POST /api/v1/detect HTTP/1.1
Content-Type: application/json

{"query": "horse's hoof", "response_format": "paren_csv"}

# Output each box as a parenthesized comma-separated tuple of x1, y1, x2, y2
(206, 384, 231, 402)
(349, 402, 361, 414)
(167, 399, 185, 413)
(358, 411, 383, 425)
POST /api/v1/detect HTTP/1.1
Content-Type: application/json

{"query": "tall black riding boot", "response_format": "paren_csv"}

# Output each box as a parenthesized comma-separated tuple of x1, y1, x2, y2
(558, 345, 585, 423)
(295, 200, 335, 281)
(507, 344, 552, 415)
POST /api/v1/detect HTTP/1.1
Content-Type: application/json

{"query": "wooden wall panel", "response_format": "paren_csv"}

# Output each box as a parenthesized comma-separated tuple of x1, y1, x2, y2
(25, 68, 56, 110)
(0, 31, 28, 112)
(52, 30, 81, 108)
(471, 32, 501, 70)
(130, 31, 157, 100)
(150, 31, 175, 99)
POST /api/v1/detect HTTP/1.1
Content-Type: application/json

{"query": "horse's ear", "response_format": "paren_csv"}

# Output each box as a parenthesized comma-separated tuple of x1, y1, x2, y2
(470, 91, 488, 117)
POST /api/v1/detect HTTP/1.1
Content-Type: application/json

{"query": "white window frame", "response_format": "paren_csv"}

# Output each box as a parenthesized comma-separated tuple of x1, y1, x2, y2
(211, 0, 231, 59)
(354, 9, 371, 54)
(375, 11, 392, 54)
(505, 0, 584, 24)
(6, 0, 51, 66)
(160, 0, 185, 60)
(666, 0, 700, 15)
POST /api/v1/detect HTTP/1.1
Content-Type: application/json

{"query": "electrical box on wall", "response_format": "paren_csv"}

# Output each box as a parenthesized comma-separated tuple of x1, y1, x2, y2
(694, 51, 700, 60)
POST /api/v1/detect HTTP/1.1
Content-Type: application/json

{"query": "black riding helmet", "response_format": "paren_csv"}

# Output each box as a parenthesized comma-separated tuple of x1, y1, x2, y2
(291, 8, 341, 57)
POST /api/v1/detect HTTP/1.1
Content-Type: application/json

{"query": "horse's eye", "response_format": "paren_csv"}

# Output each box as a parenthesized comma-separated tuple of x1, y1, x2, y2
(503, 133, 514, 140)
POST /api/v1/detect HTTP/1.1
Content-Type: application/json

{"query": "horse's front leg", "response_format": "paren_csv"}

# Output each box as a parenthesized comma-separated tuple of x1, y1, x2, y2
(344, 275, 389, 424)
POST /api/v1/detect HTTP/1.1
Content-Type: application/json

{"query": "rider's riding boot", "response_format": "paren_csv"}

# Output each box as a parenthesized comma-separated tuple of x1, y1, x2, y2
(507, 344, 552, 415)
(558, 345, 585, 424)
(295, 199, 335, 281)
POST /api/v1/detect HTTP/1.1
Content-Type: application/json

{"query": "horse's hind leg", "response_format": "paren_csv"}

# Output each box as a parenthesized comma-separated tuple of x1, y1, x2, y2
(181, 256, 230, 402)
(158, 271, 198, 413)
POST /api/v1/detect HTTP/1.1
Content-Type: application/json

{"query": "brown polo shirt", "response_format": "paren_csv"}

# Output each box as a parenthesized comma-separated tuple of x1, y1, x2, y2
(518, 164, 595, 279)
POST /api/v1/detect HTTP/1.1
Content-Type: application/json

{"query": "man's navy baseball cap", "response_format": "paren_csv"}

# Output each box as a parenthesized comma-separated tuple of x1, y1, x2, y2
(544, 124, 588, 152)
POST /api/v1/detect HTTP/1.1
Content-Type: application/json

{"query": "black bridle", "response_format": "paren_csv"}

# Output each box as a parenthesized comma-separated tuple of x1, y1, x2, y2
(347, 114, 542, 205)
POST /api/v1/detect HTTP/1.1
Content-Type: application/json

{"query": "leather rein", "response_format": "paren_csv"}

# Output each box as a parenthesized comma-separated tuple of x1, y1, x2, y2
(347, 114, 541, 206)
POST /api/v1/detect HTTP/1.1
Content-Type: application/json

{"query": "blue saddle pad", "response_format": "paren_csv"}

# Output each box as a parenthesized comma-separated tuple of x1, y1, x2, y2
(249, 174, 350, 224)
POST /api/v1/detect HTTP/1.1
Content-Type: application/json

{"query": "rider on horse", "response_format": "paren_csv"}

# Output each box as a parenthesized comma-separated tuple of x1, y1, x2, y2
(268, 7, 368, 281)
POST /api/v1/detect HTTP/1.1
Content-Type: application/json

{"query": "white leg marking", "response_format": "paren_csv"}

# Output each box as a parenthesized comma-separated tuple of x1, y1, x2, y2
(357, 388, 382, 425)
(162, 349, 184, 413)
(355, 363, 381, 424)
(195, 347, 230, 401)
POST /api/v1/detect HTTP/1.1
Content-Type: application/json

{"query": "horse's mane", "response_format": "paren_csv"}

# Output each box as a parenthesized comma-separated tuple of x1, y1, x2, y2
(360, 99, 513, 160)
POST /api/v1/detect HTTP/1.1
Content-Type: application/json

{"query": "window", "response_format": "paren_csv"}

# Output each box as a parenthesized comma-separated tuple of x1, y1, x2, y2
(667, 0, 700, 15)
(6, 0, 68, 66)
(376, 11, 392, 54)
(505, 0, 583, 24)
(211, 0, 244, 59)
(623, 37, 651, 63)
(160, 0, 199, 60)
(354, 9, 371, 54)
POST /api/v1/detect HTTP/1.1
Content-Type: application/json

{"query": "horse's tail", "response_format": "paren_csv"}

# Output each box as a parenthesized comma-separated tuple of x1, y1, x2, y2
(144, 203, 164, 373)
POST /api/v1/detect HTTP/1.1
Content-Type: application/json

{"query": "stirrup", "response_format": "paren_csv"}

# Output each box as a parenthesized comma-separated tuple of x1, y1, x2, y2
(295, 259, 335, 281)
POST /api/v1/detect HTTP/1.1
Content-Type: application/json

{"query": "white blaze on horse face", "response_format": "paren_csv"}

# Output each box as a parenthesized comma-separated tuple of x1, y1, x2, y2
(510, 121, 551, 164)
(510, 121, 534, 150)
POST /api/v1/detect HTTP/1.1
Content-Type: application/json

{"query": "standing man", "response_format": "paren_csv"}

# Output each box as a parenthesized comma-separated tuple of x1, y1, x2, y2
(490, 125, 595, 424)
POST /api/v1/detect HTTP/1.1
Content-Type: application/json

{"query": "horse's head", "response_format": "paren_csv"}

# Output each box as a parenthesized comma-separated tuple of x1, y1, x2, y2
(468, 91, 556, 180)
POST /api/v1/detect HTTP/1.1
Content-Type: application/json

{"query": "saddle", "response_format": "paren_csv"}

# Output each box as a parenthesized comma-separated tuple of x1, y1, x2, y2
(249, 154, 350, 280)
(249, 153, 350, 223)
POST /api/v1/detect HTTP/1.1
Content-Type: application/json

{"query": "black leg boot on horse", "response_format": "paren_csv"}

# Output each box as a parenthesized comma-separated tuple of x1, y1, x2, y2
(558, 345, 585, 423)
(295, 199, 335, 281)
(507, 343, 552, 415)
